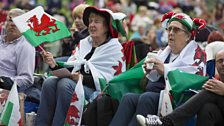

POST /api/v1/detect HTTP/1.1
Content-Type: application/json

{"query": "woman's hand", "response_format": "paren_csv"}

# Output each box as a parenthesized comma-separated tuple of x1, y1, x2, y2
(70, 72, 82, 81)
(41, 51, 57, 68)
(203, 78, 224, 96)
(144, 57, 164, 75)
(142, 63, 151, 74)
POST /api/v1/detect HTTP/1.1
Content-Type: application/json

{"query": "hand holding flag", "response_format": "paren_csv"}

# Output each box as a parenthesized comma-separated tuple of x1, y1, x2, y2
(40, 50, 57, 68)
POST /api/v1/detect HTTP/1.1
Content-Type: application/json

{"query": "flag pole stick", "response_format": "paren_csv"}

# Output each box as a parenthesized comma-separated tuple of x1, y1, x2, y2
(38, 45, 46, 53)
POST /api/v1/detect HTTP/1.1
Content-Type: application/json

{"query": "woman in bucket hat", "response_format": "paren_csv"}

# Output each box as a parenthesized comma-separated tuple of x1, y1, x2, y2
(110, 11, 207, 126)
(35, 6, 126, 126)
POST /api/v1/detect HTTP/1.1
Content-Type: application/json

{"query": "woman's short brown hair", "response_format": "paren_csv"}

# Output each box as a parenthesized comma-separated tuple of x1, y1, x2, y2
(207, 31, 224, 44)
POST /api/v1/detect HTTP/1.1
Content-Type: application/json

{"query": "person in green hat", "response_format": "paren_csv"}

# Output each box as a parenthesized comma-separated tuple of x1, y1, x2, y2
(137, 50, 224, 126)
(110, 11, 207, 126)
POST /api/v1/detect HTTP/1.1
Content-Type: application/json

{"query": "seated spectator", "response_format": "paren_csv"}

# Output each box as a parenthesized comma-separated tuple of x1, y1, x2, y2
(203, 31, 224, 78)
(137, 50, 224, 126)
(35, 6, 126, 126)
(130, 22, 146, 40)
(131, 6, 152, 32)
(206, 42, 224, 78)
(0, 8, 35, 92)
(61, 4, 89, 57)
(207, 31, 224, 44)
(110, 11, 207, 126)
(142, 26, 167, 52)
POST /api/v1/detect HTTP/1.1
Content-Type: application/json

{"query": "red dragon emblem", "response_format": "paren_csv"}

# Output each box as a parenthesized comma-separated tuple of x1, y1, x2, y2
(175, 15, 185, 20)
(65, 92, 80, 125)
(27, 14, 60, 36)
(192, 46, 206, 75)
(112, 61, 123, 75)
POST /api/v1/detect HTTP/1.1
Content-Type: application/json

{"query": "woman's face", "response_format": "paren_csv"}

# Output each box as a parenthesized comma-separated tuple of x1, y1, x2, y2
(148, 29, 156, 45)
(167, 21, 190, 54)
(88, 13, 108, 39)
(74, 13, 86, 31)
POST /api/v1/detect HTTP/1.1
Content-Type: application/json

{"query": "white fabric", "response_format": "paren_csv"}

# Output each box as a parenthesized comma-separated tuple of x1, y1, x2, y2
(171, 13, 193, 30)
(72, 76, 84, 125)
(66, 36, 126, 91)
(146, 40, 206, 82)
(0, 82, 21, 126)
(205, 41, 224, 61)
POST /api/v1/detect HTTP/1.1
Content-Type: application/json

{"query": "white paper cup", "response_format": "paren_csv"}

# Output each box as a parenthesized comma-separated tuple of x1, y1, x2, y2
(145, 52, 157, 69)
(26, 112, 37, 126)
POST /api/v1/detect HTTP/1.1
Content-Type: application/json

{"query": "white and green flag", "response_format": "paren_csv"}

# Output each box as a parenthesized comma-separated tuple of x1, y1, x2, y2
(0, 82, 21, 126)
(12, 6, 71, 47)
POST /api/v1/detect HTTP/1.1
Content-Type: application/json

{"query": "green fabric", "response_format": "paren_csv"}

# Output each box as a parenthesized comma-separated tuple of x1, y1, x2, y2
(168, 69, 209, 104)
(169, 18, 192, 31)
(1, 101, 13, 125)
(23, 21, 71, 47)
(99, 78, 108, 91)
(56, 61, 65, 67)
(106, 59, 145, 101)
(64, 123, 69, 126)
(112, 19, 127, 38)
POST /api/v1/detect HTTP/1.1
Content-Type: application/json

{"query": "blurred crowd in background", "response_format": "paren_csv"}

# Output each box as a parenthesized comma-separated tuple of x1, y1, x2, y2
(1, 0, 224, 73)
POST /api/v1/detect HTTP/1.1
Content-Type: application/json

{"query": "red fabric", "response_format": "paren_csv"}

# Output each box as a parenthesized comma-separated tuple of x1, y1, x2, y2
(0, 10, 8, 32)
(0, 10, 7, 23)
(65, 92, 80, 125)
(122, 41, 138, 69)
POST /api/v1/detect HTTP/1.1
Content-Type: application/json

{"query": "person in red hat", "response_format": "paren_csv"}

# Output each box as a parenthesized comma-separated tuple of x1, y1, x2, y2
(35, 6, 126, 126)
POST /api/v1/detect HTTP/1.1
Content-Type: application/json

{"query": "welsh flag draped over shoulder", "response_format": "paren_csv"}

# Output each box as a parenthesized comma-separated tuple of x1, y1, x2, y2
(12, 6, 71, 47)
(64, 36, 126, 125)
(0, 82, 21, 126)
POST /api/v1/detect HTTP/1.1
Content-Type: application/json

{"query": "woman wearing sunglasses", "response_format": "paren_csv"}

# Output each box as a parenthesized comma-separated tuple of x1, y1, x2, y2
(110, 12, 207, 126)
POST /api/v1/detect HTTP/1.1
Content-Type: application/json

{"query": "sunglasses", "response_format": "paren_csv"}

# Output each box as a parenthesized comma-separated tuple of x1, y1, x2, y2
(166, 26, 187, 33)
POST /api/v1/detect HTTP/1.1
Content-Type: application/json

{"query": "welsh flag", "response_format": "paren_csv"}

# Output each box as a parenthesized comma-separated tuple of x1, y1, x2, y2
(65, 76, 85, 126)
(167, 69, 209, 105)
(12, 6, 71, 47)
(0, 82, 21, 126)
(106, 59, 144, 101)
(121, 41, 138, 70)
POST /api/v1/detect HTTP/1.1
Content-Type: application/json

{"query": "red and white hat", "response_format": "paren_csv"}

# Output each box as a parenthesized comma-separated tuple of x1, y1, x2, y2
(83, 6, 127, 38)
(161, 12, 206, 39)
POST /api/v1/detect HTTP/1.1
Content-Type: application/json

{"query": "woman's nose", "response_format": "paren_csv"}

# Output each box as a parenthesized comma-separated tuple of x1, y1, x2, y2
(168, 30, 174, 36)
(89, 21, 95, 27)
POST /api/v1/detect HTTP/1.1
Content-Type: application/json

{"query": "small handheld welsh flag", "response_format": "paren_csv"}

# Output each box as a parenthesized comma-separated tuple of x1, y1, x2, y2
(12, 6, 71, 47)
(65, 75, 85, 126)
(0, 82, 21, 126)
